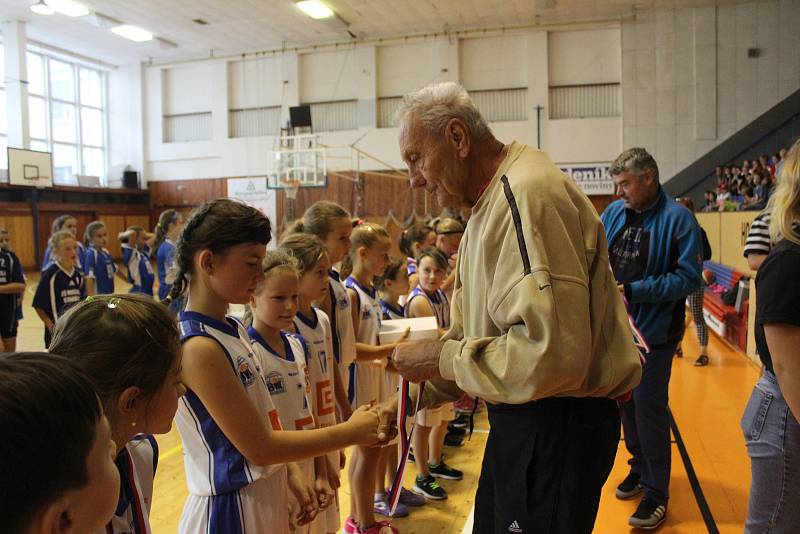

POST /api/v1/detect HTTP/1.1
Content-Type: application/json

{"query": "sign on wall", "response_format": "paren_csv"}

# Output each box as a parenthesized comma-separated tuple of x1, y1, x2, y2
(227, 177, 277, 248)
(559, 163, 613, 195)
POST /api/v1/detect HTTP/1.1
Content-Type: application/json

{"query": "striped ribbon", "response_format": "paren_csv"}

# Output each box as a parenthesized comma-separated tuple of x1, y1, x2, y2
(622, 294, 650, 360)
(387, 379, 425, 514)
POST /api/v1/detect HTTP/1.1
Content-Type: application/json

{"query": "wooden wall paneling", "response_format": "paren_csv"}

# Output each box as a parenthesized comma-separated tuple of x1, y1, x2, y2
(124, 215, 153, 232)
(696, 212, 722, 263)
(101, 215, 127, 259)
(0, 214, 35, 268)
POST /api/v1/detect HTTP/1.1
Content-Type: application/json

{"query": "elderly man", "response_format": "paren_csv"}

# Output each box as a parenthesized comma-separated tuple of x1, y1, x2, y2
(601, 148, 702, 529)
(390, 82, 642, 534)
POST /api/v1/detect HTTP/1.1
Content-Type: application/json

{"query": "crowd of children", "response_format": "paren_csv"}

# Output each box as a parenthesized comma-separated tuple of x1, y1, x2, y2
(1, 199, 478, 534)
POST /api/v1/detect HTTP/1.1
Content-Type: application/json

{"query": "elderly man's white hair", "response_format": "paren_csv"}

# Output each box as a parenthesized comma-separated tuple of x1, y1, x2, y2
(395, 82, 492, 141)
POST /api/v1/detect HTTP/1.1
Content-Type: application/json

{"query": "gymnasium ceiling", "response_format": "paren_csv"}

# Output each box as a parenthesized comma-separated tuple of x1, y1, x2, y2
(0, 0, 753, 66)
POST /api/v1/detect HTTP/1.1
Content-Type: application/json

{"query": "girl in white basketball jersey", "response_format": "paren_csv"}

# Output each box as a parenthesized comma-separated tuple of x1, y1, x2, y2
(279, 234, 344, 534)
(343, 222, 410, 534)
(247, 250, 325, 534)
(49, 294, 185, 534)
(407, 248, 463, 501)
(284, 201, 356, 425)
(164, 199, 385, 534)
(375, 257, 428, 511)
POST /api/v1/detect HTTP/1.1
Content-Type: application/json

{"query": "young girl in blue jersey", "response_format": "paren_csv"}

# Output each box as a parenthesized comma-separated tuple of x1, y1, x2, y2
(33, 230, 85, 348)
(0, 227, 25, 352)
(120, 226, 156, 296)
(83, 221, 120, 295)
(284, 201, 357, 426)
(398, 223, 436, 294)
(0, 352, 120, 534)
(154, 209, 185, 303)
(165, 198, 385, 534)
(407, 248, 463, 500)
(42, 214, 86, 272)
(343, 222, 410, 534)
(49, 294, 184, 534)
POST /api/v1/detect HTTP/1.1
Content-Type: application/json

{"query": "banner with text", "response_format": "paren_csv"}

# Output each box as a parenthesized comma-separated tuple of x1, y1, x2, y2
(227, 177, 277, 249)
(560, 163, 614, 195)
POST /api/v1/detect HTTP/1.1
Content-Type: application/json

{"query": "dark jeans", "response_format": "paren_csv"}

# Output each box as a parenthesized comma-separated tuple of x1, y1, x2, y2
(474, 397, 620, 534)
(620, 343, 676, 505)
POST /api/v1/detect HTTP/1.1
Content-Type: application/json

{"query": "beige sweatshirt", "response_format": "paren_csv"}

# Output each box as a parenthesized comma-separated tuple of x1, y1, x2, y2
(419, 141, 642, 408)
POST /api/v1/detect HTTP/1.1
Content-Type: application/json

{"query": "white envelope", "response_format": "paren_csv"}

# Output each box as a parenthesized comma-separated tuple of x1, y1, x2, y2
(379, 316, 439, 344)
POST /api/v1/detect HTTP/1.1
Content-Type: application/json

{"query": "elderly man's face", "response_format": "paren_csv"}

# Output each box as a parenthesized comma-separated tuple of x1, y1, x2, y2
(399, 115, 466, 208)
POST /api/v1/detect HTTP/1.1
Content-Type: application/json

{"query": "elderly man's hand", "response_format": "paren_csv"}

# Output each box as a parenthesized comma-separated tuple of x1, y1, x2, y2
(392, 339, 445, 383)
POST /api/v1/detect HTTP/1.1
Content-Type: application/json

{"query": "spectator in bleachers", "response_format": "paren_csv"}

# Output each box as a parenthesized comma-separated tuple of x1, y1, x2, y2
(703, 147, 789, 212)
(702, 191, 717, 212)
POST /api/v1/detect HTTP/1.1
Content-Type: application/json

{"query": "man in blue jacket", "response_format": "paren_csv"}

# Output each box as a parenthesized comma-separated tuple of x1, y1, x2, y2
(601, 147, 702, 529)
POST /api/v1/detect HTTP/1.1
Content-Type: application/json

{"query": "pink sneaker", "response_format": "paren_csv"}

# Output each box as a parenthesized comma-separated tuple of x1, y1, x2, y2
(358, 520, 399, 534)
(343, 517, 359, 534)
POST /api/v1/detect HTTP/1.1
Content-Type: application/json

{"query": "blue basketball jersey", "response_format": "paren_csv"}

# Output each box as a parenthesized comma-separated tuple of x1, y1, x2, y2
(123, 244, 155, 296)
(406, 285, 450, 329)
(157, 239, 177, 301)
(380, 299, 405, 321)
(32, 262, 85, 323)
(84, 246, 116, 294)
(175, 311, 283, 498)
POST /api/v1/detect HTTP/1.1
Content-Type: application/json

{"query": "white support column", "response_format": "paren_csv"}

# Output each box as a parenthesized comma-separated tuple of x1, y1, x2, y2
(694, 6, 717, 140)
(526, 32, 548, 150)
(3, 20, 30, 149)
(211, 59, 229, 142)
(356, 45, 376, 129)
(439, 37, 459, 83)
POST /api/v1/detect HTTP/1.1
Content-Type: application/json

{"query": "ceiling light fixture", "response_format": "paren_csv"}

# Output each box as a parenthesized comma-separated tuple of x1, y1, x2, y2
(30, 0, 55, 15)
(111, 24, 154, 42)
(296, 0, 334, 20)
(44, 0, 90, 17)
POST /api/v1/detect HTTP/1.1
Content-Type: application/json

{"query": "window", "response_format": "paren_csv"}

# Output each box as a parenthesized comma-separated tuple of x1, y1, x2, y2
(0, 44, 6, 170)
(25, 51, 107, 185)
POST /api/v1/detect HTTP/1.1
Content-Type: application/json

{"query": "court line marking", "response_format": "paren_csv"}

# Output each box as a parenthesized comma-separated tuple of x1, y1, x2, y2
(669, 409, 720, 534)
(158, 444, 183, 462)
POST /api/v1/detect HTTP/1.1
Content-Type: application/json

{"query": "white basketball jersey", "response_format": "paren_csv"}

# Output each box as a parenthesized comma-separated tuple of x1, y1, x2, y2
(293, 308, 337, 428)
(248, 328, 315, 431)
(406, 285, 451, 329)
(328, 271, 357, 366)
(175, 311, 283, 497)
(344, 276, 381, 345)
(101, 435, 157, 534)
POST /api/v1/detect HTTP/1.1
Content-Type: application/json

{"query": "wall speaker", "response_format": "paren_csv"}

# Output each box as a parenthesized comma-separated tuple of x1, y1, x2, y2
(123, 170, 139, 189)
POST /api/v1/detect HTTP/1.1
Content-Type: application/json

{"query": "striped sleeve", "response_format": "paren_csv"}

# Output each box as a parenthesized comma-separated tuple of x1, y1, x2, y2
(743, 211, 772, 257)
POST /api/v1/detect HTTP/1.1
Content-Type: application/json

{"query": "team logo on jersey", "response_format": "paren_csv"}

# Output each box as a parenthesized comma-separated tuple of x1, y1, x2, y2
(337, 295, 349, 310)
(265, 371, 286, 394)
(235, 356, 256, 387)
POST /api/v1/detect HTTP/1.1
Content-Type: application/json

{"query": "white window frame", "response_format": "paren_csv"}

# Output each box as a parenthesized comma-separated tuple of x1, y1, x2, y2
(26, 50, 108, 185)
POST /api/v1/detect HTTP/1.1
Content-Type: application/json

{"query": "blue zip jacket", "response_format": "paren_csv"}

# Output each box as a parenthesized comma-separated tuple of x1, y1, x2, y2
(601, 188, 703, 346)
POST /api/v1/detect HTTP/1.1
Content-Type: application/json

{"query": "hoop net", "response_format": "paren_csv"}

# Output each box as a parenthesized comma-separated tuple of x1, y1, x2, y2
(282, 179, 301, 201)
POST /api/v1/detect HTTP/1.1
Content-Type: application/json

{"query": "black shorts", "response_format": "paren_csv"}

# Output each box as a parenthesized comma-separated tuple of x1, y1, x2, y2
(0, 307, 19, 339)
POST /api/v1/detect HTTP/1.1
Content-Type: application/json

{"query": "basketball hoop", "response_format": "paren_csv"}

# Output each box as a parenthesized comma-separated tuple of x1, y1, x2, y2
(282, 179, 301, 201)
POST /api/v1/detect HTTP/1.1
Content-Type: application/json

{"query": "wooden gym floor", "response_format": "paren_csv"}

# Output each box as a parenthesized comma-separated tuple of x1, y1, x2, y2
(13, 273, 760, 533)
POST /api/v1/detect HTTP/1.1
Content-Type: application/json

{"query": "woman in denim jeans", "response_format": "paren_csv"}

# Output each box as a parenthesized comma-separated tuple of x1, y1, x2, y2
(743, 139, 800, 533)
